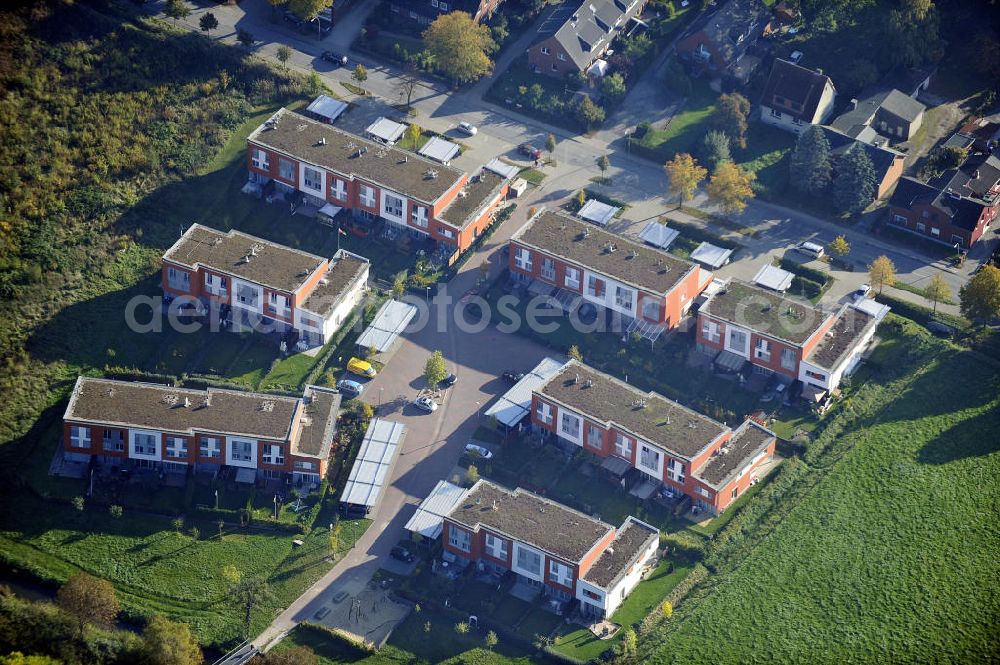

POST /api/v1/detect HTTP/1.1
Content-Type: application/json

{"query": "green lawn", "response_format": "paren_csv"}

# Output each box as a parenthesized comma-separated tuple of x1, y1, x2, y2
(553, 559, 693, 662)
(644, 339, 1000, 662)
(632, 83, 717, 161)
(261, 350, 324, 391)
(736, 122, 794, 197)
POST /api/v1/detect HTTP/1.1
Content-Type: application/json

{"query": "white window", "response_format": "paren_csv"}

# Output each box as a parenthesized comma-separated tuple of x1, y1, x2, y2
(303, 167, 323, 192)
(230, 439, 253, 462)
(732, 487, 739, 499)
(541, 257, 556, 281)
(269, 292, 290, 315)
(637, 443, 662, 477)
(205, 273, 228, 295)
(515, 545, 542, 577)
(383, 193, 404, 218)
(540, 46, 550, 55)
(514, 247, 532, 271)
(565, 267, 580, 289)
(726, 328, 749, 355)
(560, 412, 580, 439)
(586, 275, 602, 297)
(615, 286, 633, 311)
(536, 401, 553, 425)
(200, 437, 221, 458)
(931, 227, 940, 237)
(780, 347, 796, 371)
(411, 205, 428, 227)
(360, 185, 377, 208)
(586, 425, 603, 450)
(103, 430, 124, 452)
(279, 158, 295, 181)
(252, 148, 270, 170)
(754, 338, 771, 362)
(263, 444, 284, 465)
(952, 235, 964, 246)
(167, 267, 190, 291)
(557, 53, 566, 61)
(165, 437, 187, 458)
(916, 222, 926, 233)
(132, 432, 158, 457)
(614, 432, 632, 458)
(642, 299, 661, 321)
(331, 179, 347, 201)
(702, 319, 721, 343)
(893, 214, 907, 224)
(667, 459, 685, 483)
(696, 486, 712, 498)
(294, 460, 316, 470)
(485, 533, 508, 559)
(449, 526, 471, 552)
(548, 560, 573, 587)
(805, 369, 826, 382)
(70, 426, 90, 449)
(439, 228, 455, 240)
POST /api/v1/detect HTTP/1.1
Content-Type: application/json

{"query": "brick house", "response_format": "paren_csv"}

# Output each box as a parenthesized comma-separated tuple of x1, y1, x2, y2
(831, 88, 926, 143)
(388, 0, 502, 27)
(819, 126, 905, 201)
(530, 360, 778, 515)
(507, 210, 709, 330)
(759, 58, 836, 134)
(441, 479, 659, 617)
(62, 377, 340, 485)
(887, 153, 1000, 249)
(675, 0, 768, 74)
(526, 0, 646, 77)
(162, 224, 370, 348)
(696, 280, 887, 392)
(246, 109, 510, 260)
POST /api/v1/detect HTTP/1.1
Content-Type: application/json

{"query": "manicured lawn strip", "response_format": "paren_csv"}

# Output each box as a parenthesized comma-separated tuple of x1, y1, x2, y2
(518, 168, 546, 185)
(224, 338, 278, 388)
(735, 122, 794, 197)
(262, 351, 324, 391)
(196, 332, 249, 375)
(631, 83, 717, 160)
(645, 326, 1000, 662)
(889, 280, 957, 306)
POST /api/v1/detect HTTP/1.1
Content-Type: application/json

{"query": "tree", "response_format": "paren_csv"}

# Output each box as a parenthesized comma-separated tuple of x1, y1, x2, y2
(306, 72, 323, 96)
(790, 125, 832, 195)
(222, 565, 242, 587)
(621, 627, 638, 656)
(392, 271, 407, 299)
(164, 0, 190, 21)
(832, 144, 876, 215)
(575, 189, 587, 209)
(109, 504, 123, 518)
(72, 496, 84, 512)
(230, 577, 274, 638)
(700, 130, 731, 172)
(424, 350, 447, 388)
(352, 64, 368, 84)
(568, 345, 583, 362)
(546, 133, 557, 155)
(199, 12, 218, 35)
(141, 615, 203, 665)
(706, 161, 755, 215)
(711, 93, 751, 149)
(664, 153, 707, 207)
(188, 526, 199, 540)
(237, 28, 255, 49)
(598, 154, 610, 176)
(288, 0, 331, 20)
(883, 0, 942, 69)
(454, 621, 469, 635)
(403, 122, 422, 150)
(828, 235, 851, 257)
(397, 72, 420, 110)
(959, 265, 1000, 324)
(869, 256, 896, 295)
(838, 57, 879, 98)
(171, 517, 184, 533)
(0, 654, 61, 664)
(261, 647, 319, 665)
(661, 600, 673, 619)
(57, 573, 120, 638)
(465, 464, 479, 487)
(600, 72, 626, 101)
(423, 12, 494, 84)
(924, 273, 952, 314)
(328, 519, 342, 554)
(575, 97, 605, 129)
(663, 59, 691, 96)
(276, 45, 292, 68)
(478, 259, 490, 283)
(485, 630, 499, 650)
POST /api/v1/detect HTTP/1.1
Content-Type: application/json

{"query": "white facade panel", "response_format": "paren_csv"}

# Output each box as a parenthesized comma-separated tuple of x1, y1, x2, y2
(226, 436, 258, 468)
(129, 429, 162, 462)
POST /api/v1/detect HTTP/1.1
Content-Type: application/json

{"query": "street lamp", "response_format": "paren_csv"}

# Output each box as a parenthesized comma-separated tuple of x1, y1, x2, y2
(425, 286, 431, 302)
(273, 494, 279, 519)
(214, 489, 219, 509)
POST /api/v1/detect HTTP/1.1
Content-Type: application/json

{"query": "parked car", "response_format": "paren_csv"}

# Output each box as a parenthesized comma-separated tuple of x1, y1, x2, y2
(518, 143, 542, 160)
(439, 373, 458, 388)
(390, 546, 416, 563)
(795, 241, 825, 259)
(283, 10, 304, 28)
(313, 606, 331, 620)
(413, 396, 438, 412)
(465, 443, 493, 460)
(502, 370, 524, 383)
(927, 321, 956, 338)
(321, 51, 348, 67)
(336, 379, 364, 396)
(347, 357, 377, 377)
(457, 121, 478, 136)
(852, 284, 871, 302)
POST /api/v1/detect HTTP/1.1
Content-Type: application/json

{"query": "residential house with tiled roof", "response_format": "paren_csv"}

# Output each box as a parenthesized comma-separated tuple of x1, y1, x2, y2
(831, 88, 926, 143)
(675, 0, 768, 75)
(760, 58, 836, 134)
(388, 0, 503, 27)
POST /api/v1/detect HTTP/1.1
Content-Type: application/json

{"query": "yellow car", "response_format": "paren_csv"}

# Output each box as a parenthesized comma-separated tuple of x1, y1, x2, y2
(347, 357, 377, 378)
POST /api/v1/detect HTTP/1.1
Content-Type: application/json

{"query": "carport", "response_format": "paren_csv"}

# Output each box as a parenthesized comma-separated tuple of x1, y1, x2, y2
(356, 300, 418, 354)
(638, 221, 680, 249)
(485, 158, 521, 180)
(577, 199, 619, 227)
(418, 136, 460, 164)
(306, 95, 348, 123)
(690, 242, 733, 269)
(404, 480, 466, 540)
(753, 264, 794, 293)
(485, 356, 567, 431)
(340, 419, 406, 517)
(365, 117, 407, 145)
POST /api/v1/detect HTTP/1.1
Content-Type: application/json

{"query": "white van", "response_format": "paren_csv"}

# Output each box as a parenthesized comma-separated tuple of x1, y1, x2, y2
(796, 241, 825, 259)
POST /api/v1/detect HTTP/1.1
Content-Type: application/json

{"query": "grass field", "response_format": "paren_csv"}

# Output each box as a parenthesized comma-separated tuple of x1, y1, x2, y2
(633, 83, 718, 161)
(644, 339, 1000, 662)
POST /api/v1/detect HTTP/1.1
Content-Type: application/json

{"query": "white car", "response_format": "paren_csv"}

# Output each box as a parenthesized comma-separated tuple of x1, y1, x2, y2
(413, 396, 438, 413)
(457, 121, 478, 136)
(853, 284, 871, 302)
(465, 443, 493, 460)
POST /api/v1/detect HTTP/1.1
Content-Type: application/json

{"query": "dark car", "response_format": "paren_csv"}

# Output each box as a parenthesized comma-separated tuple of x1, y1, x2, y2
(518, 143, 542, 160)
(322, 51, 348, 67)
(926, 321, 956, 338)
(439, 373, 458, 388)
(283, 10, 304, 27)
(390, 546, 415, 563)
(502, 370, 524, 383)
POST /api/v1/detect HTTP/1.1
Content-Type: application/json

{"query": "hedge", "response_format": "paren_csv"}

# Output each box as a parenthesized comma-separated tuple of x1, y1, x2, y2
(874, 293, 970, 331)
(778, 257, 831, 286)
(663, 217, 741, 251)
(790, 275, 824, 300)
(102, 367, 176, 385)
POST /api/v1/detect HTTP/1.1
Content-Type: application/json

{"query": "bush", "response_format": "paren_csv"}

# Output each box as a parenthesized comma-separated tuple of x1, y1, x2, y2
(778, 258, 831, 286)
(660, 532, 706, 562)
(874, 294, 969, 331)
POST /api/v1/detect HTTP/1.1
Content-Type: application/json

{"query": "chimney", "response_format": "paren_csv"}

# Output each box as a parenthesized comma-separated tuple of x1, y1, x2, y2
(815, 68, 823, 75)
(183, 397, 191, 408)
(850, 98, 858, 111)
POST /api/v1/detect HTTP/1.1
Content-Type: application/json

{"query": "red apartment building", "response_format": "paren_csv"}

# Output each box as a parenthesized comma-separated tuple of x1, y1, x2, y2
(62, 377, 340, 484)
(246, 108, 510, 260)
(696, 279, 887, 394)
(441, 479, 659, 618)
(530, 360, 777, 515)
(508, 210, 709, 330)
(162, 224, 370, 348)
